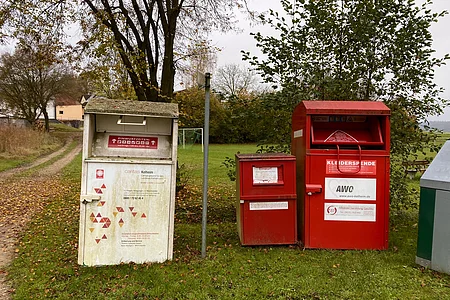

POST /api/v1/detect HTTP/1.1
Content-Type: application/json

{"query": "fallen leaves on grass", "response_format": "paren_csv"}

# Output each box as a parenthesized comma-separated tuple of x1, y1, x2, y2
(0, 177, 76, 252)
(175, 183, 236, 224)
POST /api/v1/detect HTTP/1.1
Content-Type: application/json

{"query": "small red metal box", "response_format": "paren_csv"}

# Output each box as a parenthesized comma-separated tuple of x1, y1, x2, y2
(236, 153, 297, 245)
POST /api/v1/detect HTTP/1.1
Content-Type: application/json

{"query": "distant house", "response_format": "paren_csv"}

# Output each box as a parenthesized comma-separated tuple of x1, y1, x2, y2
(55, 96, 86, 128)
(1, 95, 92, 128)
(38, 99, 56, 120)
(55, 97, 83, 120)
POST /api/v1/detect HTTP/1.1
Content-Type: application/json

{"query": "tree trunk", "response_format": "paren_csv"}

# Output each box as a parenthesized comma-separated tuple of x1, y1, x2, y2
(160, 6, 179, 102)
(160, 41, 175, 101)
(42, 108, 50, 132)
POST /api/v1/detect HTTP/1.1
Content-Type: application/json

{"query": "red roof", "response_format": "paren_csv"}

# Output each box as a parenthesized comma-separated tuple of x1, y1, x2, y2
(55, 96, 80, 106)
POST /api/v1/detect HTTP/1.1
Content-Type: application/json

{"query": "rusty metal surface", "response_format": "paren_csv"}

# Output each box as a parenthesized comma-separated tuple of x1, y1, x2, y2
(85, 97, 179, 118)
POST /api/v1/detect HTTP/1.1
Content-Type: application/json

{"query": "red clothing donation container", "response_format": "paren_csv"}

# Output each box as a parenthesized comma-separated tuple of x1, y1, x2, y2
(291, 101, 390, 250)
(236, 153, 297, 245)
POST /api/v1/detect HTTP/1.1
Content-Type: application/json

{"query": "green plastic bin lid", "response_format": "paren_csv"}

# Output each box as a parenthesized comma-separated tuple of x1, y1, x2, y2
(420, 140, 450, 191)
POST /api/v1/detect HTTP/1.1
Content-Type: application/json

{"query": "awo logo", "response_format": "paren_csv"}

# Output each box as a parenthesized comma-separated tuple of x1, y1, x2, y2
(335, 185, 354, 193)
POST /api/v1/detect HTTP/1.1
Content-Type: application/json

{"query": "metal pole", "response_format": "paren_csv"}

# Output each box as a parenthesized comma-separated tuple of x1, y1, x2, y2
(202, 73, 211, 258)
(201, 128, 204, 153)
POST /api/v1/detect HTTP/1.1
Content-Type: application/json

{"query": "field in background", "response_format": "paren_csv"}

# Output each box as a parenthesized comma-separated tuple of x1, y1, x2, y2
(178, 144, 258, 186)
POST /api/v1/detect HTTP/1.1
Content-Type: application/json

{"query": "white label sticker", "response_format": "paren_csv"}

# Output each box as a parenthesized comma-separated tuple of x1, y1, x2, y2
(250, 202, 288, 210)
(325, 203, 376, 222)
(325, 178, 376, 200)
(253, 167, 278, 184)
(293, 129, 303, 138)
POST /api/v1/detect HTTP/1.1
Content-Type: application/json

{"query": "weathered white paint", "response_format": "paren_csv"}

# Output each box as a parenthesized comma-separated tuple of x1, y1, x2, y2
(80, 162, 173, 266)
(78, 98, 178, 266)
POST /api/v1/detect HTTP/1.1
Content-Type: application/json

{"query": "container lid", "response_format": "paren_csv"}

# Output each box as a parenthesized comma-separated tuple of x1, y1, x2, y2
(235, 153, 296, 160)
(302, 100, 390, 115)
(420, 140, 450, 191)
(85, 97, 178, 118)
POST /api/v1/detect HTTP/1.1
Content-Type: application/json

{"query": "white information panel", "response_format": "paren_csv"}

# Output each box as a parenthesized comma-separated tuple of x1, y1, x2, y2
(80, 162, 172, 266)
(325, 177, 376, 200)
(253, 167, 278, 184)
(249, 201, 288, 211)
(324, 203, 376, 222)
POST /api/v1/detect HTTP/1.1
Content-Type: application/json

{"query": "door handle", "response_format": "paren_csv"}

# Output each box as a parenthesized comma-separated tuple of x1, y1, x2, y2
(80, 194, 101, 204)
(117, 116, 147, 126)
(306, 184, 322, 196)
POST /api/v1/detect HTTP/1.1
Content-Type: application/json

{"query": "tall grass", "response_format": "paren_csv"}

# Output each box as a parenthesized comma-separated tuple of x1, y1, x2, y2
(0, 125, 60, 156)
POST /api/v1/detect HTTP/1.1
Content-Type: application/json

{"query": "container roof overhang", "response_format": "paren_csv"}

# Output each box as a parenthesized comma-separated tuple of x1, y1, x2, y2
(84, 97, 178, 118)
(302, 100, 390, 115)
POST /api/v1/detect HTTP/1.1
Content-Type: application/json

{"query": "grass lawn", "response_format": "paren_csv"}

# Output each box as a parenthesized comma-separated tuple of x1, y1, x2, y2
(178, 144, 259, 186)
(6, 143, 450, 299)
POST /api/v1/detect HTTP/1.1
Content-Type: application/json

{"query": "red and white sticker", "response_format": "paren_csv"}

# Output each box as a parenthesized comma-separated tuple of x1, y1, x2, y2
(325, 203, 376, 222)
(96, 169, 104, 179)
(108, 135, 158, 149)
(326, 159, 376, 175)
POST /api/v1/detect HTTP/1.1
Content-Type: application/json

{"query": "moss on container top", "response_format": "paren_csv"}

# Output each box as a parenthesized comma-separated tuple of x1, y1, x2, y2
(84, 97, 178, 118)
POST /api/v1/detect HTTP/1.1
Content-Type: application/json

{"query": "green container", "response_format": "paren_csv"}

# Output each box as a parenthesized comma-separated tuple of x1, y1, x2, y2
(416, 140, 450, 274)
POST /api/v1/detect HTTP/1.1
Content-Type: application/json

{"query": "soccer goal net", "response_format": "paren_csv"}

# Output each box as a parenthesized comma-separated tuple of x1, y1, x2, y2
(178, 128, 203, 151)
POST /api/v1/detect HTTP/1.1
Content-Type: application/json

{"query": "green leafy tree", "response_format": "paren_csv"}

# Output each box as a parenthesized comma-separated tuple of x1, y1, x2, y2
(173, 87, 227, 143)
(243, 0, 449, 208)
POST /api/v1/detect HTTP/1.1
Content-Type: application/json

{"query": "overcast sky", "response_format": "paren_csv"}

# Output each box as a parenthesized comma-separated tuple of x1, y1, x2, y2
(1, 0, 448, 120)
(211, 0, 450, 121)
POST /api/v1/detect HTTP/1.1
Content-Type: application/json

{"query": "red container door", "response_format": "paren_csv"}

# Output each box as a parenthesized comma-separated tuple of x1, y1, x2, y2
(240, 199, 297, 245)
(305, 154, 389, 250)
(236, 154, 297, 246)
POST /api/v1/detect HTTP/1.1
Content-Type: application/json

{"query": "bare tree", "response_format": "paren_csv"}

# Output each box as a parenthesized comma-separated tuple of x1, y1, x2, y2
(214, 64, 260, 98)
(177, 38, 218, 88)
(0, 43, 76, 131)
(1, 0, 252, 102)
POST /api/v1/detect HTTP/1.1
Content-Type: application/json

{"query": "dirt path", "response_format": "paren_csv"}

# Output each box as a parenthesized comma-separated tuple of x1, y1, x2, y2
(0, 134, 82, 299)
(0, 135, 80, 179)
